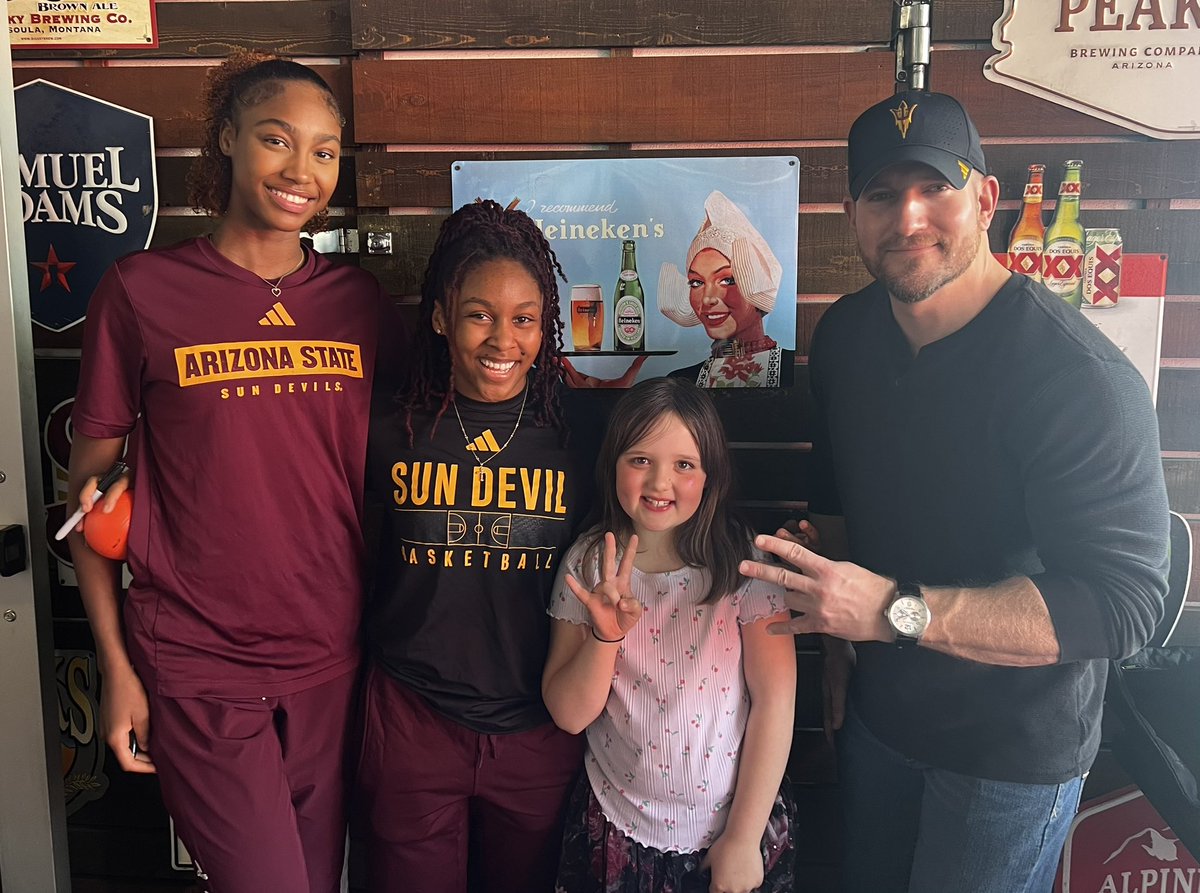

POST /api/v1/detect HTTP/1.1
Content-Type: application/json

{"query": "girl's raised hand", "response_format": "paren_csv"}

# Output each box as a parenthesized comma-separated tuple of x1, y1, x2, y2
(564, 532, 643, 641)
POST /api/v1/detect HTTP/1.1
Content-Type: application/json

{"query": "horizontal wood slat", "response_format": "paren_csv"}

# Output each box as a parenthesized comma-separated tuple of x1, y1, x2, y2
(356, 141, 1200, 209)
(13, 65, 352, 148)
(351, 0, 1002, 50)
(12, 0, 352, 59)
(350, 51, 1131, 146)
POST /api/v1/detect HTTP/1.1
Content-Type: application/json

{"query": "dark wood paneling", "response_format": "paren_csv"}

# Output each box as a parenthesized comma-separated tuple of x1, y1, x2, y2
(357, 141, 1200, 209)
(1159, 370, 1200, 452)
(351, 0, 1002, 50)
(1163, 302, 1200, 359)
(734, 448, 813, 503)
(350, 51, 1130, 146)
(156, 156, 358, 209)
(1164, 459, 1200, 516)
(13, 0, 351, 59)
(13, 65, 352, 148)
(988, 142, 1200, 203)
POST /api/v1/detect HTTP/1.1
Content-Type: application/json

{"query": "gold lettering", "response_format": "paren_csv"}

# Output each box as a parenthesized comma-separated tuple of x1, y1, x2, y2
(472, 466, 494, 506)
(554, 471, 568, 515)
(392, 462, 409, 505)
(435, 464, 457, 506)
(497, 468, 517, 509)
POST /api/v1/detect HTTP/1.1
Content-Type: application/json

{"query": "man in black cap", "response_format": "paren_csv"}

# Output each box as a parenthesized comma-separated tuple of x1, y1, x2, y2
(740, 91, 1170, 891)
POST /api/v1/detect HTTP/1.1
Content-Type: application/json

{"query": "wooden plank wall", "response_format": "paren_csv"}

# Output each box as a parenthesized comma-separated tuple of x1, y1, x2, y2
(14, 0, 1200, 889)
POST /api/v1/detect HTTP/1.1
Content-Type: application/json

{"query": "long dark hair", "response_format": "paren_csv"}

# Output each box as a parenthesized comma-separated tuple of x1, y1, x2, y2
(397, 199, 568, 445)
(187, 51, 343, 228)
(589, 377, 751, 604)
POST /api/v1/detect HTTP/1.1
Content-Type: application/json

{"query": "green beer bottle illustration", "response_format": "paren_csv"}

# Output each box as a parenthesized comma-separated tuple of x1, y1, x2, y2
(613, 240, 645, 351)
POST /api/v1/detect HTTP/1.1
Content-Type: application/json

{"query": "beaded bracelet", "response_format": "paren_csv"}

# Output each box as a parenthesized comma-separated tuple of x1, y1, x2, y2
(591, 627, 625, 644)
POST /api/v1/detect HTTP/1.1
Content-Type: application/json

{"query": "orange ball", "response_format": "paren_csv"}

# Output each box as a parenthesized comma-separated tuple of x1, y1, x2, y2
(83, 490, 133, 561)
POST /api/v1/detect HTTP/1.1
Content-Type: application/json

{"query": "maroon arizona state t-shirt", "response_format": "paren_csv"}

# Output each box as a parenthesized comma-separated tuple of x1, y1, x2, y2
(74, 238, 382, 698)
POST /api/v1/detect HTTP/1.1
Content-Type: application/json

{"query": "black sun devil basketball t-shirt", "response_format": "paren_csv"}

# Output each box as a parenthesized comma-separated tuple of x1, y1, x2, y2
(366, 389, 594, 733)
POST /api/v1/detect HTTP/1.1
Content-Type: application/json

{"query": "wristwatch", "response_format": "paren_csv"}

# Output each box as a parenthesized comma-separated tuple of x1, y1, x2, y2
(885, 582, 931, 647)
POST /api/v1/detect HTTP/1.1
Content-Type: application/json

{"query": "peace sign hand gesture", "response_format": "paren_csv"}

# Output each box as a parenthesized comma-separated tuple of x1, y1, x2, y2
(564, 532, 643, 642)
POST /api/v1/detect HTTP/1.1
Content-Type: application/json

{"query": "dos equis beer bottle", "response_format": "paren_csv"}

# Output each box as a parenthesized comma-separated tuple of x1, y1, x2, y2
(1008, 164, 1046, 282)
(1043, 160, 1085, 309)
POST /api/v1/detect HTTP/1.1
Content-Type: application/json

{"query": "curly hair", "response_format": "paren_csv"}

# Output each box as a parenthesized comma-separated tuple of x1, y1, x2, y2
(186, 50, 343, 229)
(397, 199, 569, 445)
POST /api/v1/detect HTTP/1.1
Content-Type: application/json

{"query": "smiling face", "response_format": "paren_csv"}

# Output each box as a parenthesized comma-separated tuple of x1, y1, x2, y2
(845, 161, 991, 305)
(219, 80, 341, 234)
(615, 412, 707, 538)
(432, 257, 543, 403)
(687, 248, 765, 342)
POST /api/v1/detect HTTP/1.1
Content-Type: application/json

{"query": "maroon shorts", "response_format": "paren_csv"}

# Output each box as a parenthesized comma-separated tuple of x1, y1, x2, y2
(147, 668, 357, 893)
(354, 665, 584, 893)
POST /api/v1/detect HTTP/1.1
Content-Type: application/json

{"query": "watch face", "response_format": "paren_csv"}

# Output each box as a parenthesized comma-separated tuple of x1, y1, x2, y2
(889, 595, 930, 637)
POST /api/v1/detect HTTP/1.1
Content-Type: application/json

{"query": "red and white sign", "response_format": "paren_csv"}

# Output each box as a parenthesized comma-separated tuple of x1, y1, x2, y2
(985, 0, 1200, 139)
(1057, 788, 1198, 892)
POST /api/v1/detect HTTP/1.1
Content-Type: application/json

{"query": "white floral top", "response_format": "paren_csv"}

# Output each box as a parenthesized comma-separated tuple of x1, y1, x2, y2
(549, 535, 787, 853)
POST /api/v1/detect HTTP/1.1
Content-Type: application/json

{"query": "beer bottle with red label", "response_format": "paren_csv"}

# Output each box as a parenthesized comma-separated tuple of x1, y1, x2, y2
(1042, 160, 1085, 309)
(1007, 164, 1045, 282)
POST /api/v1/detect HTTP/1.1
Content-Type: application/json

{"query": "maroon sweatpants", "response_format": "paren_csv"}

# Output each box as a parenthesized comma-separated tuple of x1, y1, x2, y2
(354, 666, 585, 893)
(147, 668, 357, 893)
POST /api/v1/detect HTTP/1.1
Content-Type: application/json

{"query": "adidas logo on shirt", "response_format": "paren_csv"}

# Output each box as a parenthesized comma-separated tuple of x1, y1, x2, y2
(465, 430, 504, 454)
(258, 302, 296, 327)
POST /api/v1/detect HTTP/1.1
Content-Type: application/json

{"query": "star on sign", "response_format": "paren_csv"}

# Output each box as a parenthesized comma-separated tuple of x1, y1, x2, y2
(31, 245, 76, 292)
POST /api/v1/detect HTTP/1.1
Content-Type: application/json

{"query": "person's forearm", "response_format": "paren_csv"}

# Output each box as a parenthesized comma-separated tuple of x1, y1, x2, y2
(543, 627, 620, 735)
(720, 681, 794, 846)
(920, 576, 1060, 666)
(721, 618, 796, 846)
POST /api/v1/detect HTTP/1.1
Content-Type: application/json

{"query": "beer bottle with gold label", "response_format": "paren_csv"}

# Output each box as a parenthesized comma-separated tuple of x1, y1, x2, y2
(1042, 160, 1085, 308)
(1008, 164, 1046, 282)
(613, 239, 645, 351)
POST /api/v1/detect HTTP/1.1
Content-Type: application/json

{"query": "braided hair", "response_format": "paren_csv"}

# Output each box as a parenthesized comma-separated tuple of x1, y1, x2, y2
(187, 50, 343, 229)
(398, 200, 568, 444)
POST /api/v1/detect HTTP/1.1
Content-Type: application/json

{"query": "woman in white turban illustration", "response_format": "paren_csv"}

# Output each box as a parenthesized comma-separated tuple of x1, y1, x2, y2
(659, 191, 791, 388)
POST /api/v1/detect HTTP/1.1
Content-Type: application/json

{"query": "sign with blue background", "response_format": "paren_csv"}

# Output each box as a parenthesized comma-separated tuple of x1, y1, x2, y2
(453, 157, 799, 388)
(16, 80, 157, 332)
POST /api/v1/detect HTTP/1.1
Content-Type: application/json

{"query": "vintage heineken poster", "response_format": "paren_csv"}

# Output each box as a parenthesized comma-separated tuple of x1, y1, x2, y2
(452, 157, 799, 388)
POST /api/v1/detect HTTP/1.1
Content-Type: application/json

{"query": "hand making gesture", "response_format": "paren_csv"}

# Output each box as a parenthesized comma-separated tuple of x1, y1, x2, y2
(563, 532, 644, 642)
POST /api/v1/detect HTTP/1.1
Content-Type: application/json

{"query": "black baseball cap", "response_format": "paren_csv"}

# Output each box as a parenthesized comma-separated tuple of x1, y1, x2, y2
(847, 91, 987, 200)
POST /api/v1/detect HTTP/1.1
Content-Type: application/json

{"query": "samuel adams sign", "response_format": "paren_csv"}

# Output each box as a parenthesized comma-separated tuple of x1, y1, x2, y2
(15, 80, 157, 332)
(986, 0, 1200, 139)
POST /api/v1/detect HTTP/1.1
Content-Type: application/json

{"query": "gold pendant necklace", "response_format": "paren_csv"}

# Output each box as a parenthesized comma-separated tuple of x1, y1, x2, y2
(452, 384, 528, 467)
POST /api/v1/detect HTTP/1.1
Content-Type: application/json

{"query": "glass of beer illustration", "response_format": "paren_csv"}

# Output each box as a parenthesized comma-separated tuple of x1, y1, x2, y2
(570, 284, 604, 351)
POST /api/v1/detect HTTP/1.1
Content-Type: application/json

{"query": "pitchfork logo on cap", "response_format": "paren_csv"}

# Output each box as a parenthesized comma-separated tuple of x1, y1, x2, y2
(891, 100, 918, 138)
(958, 160, 971, 181)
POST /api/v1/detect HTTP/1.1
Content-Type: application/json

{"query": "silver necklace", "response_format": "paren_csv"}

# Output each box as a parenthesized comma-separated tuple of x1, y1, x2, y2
(256, 251, 307, 298)
(452, 384, 528, 466)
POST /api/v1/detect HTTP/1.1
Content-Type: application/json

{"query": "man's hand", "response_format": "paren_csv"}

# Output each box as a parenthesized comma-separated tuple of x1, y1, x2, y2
(740, 532, 895, 642)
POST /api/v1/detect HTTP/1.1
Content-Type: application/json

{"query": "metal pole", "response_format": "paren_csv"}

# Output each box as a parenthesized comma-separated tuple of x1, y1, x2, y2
(0, 19, 73, 893)
(894, 0, 933, 92)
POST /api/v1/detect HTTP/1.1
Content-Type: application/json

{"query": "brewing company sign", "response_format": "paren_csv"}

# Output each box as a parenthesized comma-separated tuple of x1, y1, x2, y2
(985, 0, 1200, 139)
(15, 80, 157, 331)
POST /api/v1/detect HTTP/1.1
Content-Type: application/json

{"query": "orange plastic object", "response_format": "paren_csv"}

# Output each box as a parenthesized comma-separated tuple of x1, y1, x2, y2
(83, 490, 132, 560)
